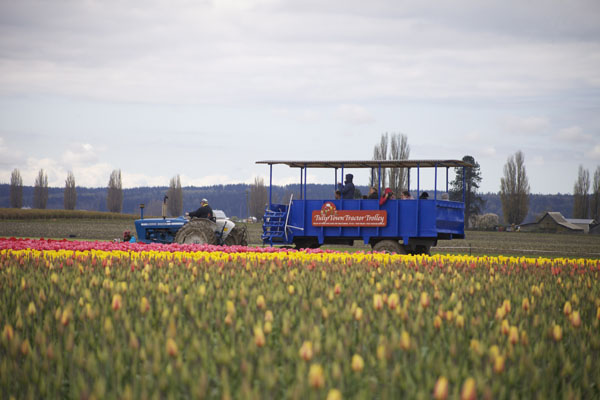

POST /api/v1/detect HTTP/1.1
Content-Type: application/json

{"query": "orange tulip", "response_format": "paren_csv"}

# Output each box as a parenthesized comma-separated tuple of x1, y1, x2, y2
(433, 376, 449, 400)
(509, 326, 519, 345)
(522, 297, 530, 312)
(354, 307, 363, 321)
(166, 338, 178, 357)
(256, 295, 266, 310)
(308, 364, 325, 389)
(373, 294, 384, 310)
(460, 377, 476, 400)
(2, 324, 14, 342)
(502, 299, 511, 314)
(570, 311, 581, 328)
(387, 293, 399, 310)
(299, 341, 313, 361)
(265, 310, 274, 322)
(140, 296, 150, 314)
(111, 294, 122, 311)
(420, 292, 430, 308)
(254, 326, 266, 347)
(501, 319, 510, 335)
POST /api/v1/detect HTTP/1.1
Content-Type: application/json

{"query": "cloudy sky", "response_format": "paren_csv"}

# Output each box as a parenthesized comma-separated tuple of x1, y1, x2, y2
(1, 0, 599, 194)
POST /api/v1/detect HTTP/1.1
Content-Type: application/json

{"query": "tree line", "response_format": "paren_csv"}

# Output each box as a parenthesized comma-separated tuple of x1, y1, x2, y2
(8, 168, 187, 216)
(0, 180, 582, 224)
(6, 143, 599, 225)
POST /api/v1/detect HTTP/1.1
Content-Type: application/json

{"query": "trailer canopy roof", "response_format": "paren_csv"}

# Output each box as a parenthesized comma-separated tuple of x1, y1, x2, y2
(256, 159, 473, 169)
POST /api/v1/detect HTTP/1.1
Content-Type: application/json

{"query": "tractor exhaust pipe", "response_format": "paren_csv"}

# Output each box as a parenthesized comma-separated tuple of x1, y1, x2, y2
(139, 203, 145, 219)
(162, 196, 168, 219)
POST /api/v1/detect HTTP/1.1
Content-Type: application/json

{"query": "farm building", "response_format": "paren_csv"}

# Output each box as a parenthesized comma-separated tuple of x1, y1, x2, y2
(567, 218, 595, 233)
(519, 212, 586, 234)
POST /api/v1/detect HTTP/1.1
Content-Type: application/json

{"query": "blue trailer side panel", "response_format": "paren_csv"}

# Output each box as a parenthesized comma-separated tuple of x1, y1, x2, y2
(274, 198, 461, 245)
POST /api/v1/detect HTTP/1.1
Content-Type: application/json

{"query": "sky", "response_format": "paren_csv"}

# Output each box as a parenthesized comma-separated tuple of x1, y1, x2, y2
(1, 0, 599, 194)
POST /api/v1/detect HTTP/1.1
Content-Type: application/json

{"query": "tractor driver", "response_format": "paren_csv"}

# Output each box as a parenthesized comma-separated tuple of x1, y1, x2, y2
(186, 198, 216, 222)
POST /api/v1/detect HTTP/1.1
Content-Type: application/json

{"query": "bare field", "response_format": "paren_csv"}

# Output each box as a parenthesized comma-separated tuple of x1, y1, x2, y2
(1, 219, 599, 258)
(0, 219, 137, 241)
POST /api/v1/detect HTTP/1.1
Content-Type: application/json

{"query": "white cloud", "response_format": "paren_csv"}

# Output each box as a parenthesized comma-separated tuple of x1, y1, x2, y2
(0, 137, 23, 168)
(503, 116, 550, 135)
(586, 145, 600, 160)
(62, 143, 100, 167)
(464, 131, 481, 141)
(481, 146, 497, 157)
(3, 1, 597, 105)
(555, 126, 593, 142)
(335, 104, 375, 125)
(532, 156, 544, 166)
(272, 108, 322, 122)
(122, 172, 169, 188)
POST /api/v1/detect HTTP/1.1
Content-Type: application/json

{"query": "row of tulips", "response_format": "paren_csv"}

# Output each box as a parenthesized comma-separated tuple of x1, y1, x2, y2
(1, 239, 599, 399)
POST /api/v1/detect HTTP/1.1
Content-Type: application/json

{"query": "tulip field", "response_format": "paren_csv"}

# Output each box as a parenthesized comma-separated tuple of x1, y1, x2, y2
(1, 238, 599, 399)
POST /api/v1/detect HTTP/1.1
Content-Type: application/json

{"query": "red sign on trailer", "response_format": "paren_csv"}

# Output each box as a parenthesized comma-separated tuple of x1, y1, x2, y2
(312, 202, 387, 227)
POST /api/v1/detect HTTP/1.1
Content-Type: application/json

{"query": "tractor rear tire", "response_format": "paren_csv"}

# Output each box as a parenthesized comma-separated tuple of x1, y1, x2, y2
(175, 219, 217, 245)
(372, 240, 406, 254)
(224, 225, 248, 246)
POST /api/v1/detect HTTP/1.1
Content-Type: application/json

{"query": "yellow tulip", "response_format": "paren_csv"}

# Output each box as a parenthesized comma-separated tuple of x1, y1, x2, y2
(326, 389, 342, 400)
(552, 324, 562, 342)
(351, 354, 364, 372)
(399, 330, 411, 351)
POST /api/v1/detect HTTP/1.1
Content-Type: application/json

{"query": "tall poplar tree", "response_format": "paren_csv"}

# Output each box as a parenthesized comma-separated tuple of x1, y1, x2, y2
(10, 169, 23, 208)
(572, 165, 590, 219)
(591, 166, 600, 220)
(167, 175, 183, 216)
(106, 169, 123, 213)
(33, 169, 49, 209)
(500, 151, 530, 225)
(64, 171, 77, 210)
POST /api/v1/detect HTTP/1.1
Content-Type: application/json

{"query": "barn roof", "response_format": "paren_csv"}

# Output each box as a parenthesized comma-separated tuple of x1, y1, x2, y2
(256, 160, 473, 169)
(541, 212, 584, 232)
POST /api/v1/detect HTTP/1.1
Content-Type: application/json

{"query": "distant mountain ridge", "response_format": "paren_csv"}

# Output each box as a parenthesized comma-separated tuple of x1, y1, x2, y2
(0, 184, 574, 223)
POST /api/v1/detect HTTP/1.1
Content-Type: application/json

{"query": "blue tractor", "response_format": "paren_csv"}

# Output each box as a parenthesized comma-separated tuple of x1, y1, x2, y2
(133, 197, 248, 246)
(257, 159, 472, 254)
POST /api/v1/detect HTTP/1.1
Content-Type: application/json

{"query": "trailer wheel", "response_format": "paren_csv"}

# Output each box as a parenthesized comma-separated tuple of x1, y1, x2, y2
(372, 240, 406, 254)
(294, 238, 320, 249)
(224, 225, 248, 246)
(175, 219, 217, 245)
(414, 244, 432, 256)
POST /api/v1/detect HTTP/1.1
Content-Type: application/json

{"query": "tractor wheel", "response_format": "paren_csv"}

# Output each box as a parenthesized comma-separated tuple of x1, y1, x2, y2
(372, 240, 406, 254)
(175, 219, 217, 245)
(224, 225, 248, 246)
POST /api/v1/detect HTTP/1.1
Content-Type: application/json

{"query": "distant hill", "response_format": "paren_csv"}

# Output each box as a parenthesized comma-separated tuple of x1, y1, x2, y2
(0, 184, 574, 223)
